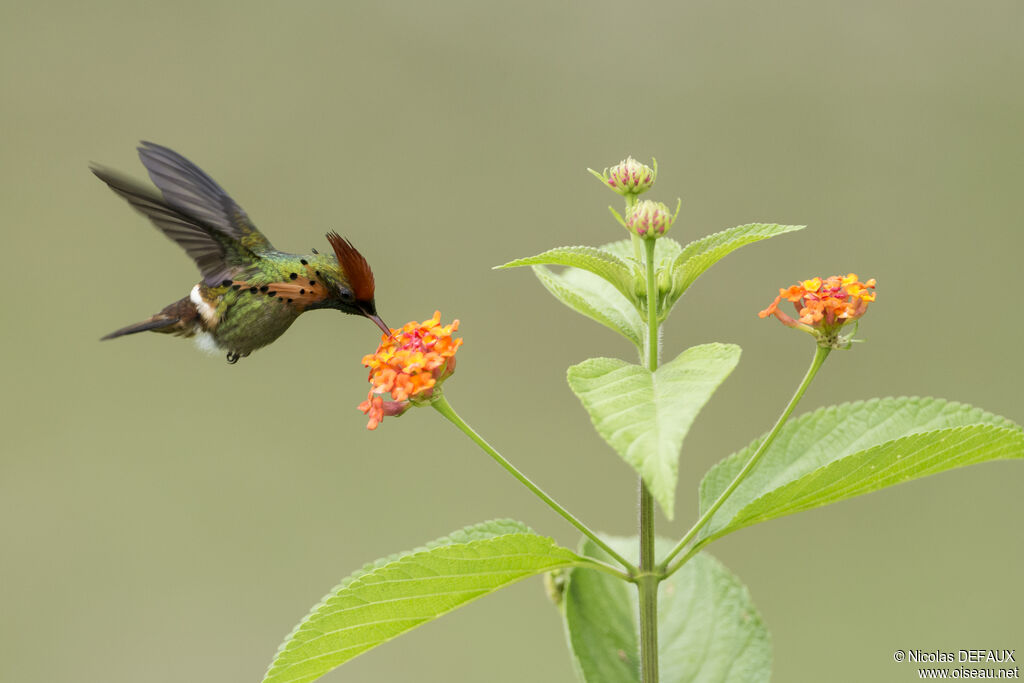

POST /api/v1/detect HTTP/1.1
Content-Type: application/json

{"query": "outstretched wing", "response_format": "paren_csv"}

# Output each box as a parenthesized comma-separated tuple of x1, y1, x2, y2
(92, 166, 255, 286)
(137, 141, 274, 255)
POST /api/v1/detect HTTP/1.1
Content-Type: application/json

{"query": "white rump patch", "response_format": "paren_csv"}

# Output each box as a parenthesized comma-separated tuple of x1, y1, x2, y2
(193, 331, 220, 355)
(190, 284, 219, 326)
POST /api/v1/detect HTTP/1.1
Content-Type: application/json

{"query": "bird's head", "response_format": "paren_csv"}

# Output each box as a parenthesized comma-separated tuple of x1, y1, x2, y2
(312, 232, 390, 336)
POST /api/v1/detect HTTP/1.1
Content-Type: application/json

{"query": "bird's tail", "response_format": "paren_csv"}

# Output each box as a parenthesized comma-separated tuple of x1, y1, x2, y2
(101, 296, 199, 341)
(101, 316, 180, 340)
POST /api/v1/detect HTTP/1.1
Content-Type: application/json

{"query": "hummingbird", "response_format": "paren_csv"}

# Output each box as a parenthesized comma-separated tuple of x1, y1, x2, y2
(93, 142, 389, 364)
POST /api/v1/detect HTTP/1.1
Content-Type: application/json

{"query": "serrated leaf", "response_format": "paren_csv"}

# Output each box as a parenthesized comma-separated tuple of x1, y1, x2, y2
(263, 520, 583, 683)
(533, 265, 645, 347)
(698, 397, 1024, 543)
(567, 344, 742, 519)
(497, 246, 637, 302)
(563, 537, 770, 683)
(503, 239, 686, 342)
(667, 224, 805, 303)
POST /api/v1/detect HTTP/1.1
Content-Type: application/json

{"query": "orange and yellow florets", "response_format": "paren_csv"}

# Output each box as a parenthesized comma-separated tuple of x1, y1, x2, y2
(358, 311, 462, 430)
(759, 274, 876, 347)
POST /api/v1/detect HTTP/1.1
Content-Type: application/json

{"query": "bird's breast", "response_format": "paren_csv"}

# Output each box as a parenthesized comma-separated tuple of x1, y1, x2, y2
(192, 265, 330, 355)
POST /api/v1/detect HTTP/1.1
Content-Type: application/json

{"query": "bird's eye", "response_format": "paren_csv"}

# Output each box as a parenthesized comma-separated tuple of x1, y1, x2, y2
(338, 288, 355, 303)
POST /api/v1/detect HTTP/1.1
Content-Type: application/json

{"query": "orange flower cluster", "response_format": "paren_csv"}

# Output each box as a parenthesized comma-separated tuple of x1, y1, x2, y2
(358, 311, 462, 430)
(759, 274, 876, 345)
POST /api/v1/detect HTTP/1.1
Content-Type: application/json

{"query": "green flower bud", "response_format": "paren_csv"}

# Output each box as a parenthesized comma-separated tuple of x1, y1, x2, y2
(657, 266, 673, 295)
(627, 199, 678, 239)
(543, 569, 568, 605)
(589, 156, 657, 196)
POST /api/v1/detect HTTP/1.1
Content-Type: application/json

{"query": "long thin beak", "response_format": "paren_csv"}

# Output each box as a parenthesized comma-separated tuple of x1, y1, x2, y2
(366, 313, 392, 336)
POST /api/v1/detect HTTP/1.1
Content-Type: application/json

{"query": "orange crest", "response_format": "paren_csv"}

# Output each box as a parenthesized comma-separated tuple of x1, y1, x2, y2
(327, 232, 375, 301)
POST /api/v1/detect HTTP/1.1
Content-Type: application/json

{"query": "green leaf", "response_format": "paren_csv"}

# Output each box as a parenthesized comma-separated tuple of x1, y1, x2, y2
(500, 239, 687, 345)
(532, 265, 645, 347)
(667, 224, 805, 304)
(563, 537, 770, 683)
(496, 245, 637, 302)
(263, 520, 584, 683)
(698, 397, 1024, 542)
(567, 344, 742, 519)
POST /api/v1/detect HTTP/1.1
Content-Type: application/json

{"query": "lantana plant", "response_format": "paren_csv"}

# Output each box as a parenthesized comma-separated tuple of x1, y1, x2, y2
(260, 157, 1023, 683)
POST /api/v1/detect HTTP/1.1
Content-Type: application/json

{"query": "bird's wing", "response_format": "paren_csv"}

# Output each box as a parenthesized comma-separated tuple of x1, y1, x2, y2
(92, 166, 258, 286)
(137, 142, 275, 255)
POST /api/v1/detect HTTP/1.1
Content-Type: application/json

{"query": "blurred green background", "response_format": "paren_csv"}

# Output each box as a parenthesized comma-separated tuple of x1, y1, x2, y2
(2, 1, 1021, 682)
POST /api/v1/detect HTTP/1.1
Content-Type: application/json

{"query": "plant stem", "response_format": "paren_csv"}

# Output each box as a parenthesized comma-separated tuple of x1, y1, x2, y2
(644, 238, 659, 372)
(431, 394, 637, 574)
(638, 481, 659, 683)
(578, 556, 633, 582)
(627, 195, 643, 264)
(660, 344, 831, 575)
(637, 236, 660, 683)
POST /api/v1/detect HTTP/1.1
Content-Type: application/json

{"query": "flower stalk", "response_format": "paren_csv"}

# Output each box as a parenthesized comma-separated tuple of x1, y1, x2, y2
(660, 344, 832, 575)
(430, 394, 636, 575)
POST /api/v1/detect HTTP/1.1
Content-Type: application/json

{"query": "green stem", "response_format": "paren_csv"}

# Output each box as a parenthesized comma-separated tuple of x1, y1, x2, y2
(660, 344, 831, 575)
(638, 236, 660, 683)
(627, 195, 643, 264)
(643, 238, 659, 372)
(578, 556, 633, 582)
(665, 543, 702, 576)
(638, 481, 659, 683)
(431, 394, 637, 574)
